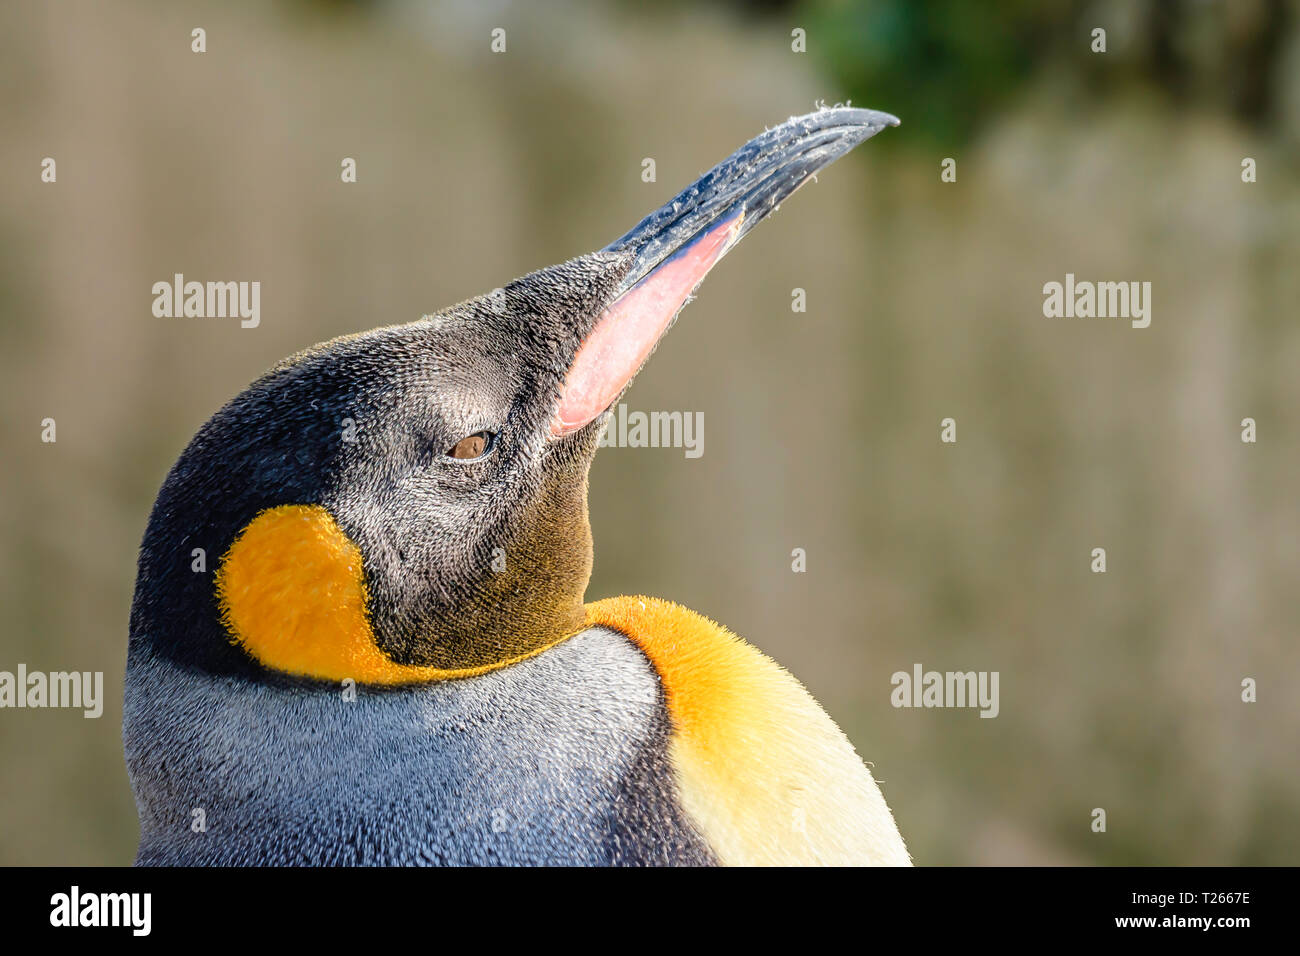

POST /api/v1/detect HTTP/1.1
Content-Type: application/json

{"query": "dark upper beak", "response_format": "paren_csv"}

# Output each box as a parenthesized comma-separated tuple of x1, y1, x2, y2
(603, 107, 900, 299)
(551, 107, 899, 437)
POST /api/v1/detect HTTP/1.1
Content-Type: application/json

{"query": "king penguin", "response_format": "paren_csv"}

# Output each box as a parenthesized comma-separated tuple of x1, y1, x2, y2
(124, 107, 909, 866)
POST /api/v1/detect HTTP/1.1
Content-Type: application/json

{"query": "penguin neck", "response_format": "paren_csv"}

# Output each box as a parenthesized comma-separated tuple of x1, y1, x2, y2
(400, 494, 595, 671)
(401, 479, 595, 674)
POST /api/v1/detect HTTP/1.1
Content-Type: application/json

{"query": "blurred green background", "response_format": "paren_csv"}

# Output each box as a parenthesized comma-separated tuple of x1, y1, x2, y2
(2, 0, 1297, 865)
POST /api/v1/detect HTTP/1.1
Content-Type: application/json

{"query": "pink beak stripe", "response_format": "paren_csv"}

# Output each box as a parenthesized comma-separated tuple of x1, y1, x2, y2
(551, 214, 743, 437)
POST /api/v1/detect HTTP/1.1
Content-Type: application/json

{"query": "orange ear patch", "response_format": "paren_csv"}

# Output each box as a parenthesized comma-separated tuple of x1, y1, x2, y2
(216, 504, 555, 684)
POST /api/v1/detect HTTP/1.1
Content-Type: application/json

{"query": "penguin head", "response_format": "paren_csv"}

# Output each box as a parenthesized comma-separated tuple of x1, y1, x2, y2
(128, 108, 899, 685)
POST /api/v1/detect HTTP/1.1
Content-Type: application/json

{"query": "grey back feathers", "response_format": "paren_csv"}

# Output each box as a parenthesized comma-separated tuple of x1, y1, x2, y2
(125, 627, 716, 866)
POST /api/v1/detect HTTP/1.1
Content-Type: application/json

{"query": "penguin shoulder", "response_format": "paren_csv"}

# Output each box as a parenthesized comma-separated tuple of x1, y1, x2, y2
(583, 596, 911, 866)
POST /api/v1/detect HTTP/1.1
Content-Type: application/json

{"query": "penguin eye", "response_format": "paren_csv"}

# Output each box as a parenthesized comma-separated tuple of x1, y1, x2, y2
(446, 431, 495, 461)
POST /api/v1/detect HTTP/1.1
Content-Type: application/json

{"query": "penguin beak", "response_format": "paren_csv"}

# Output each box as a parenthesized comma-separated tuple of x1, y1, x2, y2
(550, 107, 900, 438)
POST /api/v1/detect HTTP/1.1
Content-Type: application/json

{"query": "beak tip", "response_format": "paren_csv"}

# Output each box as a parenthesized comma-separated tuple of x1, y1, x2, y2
(848, 107, 901, 131)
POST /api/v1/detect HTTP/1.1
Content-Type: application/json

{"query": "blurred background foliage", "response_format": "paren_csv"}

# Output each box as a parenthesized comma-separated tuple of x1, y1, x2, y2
(803, 0, 1295, 148)
(1, 0, 1297, 865)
